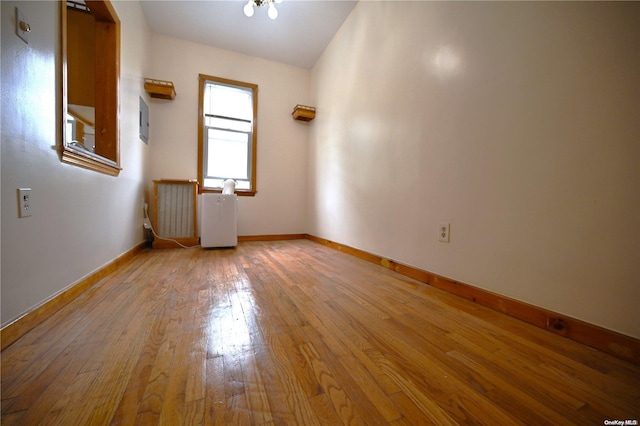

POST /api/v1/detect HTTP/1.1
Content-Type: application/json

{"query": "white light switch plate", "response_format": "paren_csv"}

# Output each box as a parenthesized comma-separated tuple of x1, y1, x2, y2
(18, 188, 32, 218)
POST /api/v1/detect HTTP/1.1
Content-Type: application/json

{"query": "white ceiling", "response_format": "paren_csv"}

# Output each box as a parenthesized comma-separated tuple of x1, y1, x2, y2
(139, 0, 358, 69)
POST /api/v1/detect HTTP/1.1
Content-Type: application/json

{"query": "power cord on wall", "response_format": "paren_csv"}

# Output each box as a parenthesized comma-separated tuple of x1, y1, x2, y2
(144, 203, 200, 249)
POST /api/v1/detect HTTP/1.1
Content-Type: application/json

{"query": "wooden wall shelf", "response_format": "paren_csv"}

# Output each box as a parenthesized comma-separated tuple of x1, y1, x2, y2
(144, 78, 176, 100)
(292, 104, 316, 122)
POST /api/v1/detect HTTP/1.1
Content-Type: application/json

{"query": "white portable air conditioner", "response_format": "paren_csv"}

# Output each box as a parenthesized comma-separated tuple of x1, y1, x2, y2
(200, 194, 238, 248)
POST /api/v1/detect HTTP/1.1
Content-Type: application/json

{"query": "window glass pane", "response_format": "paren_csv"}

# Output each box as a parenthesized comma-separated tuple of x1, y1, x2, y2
(204, 83, 252, 121)
(235, 180, 250, 190)
(204, 177, 224, 189)
(206, 129, 249, 180)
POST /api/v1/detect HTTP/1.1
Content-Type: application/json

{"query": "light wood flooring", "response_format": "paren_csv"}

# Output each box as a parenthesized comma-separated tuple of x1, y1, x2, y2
(2, 240, 639, 425)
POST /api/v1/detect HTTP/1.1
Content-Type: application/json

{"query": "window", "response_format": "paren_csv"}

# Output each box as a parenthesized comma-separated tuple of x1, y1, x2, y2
(61, 0, 121, 176)
(198, 74, 258, 195)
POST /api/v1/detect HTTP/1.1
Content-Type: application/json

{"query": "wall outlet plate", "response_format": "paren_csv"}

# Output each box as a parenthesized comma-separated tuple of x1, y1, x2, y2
(439, 222, 450, 242)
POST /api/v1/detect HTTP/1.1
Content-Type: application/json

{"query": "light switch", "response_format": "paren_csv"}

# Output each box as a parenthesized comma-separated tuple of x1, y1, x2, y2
(16, 7, 30, 44)
(18, 188, 32, 218)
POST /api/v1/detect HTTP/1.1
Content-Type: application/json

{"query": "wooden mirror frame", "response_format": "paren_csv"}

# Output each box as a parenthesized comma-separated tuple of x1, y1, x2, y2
(61, 0, 121, 176)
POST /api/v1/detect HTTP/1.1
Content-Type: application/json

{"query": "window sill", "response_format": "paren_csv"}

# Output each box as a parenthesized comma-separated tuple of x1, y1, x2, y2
(61, 147, 121, 176)
(200, 188, 256, 197)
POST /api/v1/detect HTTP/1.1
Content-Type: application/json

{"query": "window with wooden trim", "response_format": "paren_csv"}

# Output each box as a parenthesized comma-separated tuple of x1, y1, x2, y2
(61, 0, 121, 176)
(198, 74, 258, 195)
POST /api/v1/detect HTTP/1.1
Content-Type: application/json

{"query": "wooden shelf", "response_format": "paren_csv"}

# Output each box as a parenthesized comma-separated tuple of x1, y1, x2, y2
(292, 104, 316, 122)
(144, 78, 176, 100)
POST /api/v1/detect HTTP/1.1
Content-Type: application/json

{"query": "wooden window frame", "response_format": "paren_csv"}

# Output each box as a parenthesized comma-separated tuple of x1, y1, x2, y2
(61, 0, 121, 176)
(198, 74, 258, 196)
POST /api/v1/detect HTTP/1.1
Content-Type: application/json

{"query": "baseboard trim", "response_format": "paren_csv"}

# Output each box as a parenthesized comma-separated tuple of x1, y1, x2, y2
(1, 242, 146, 351)
(305, 234, 640, 365)
(238, 234, 306, 242)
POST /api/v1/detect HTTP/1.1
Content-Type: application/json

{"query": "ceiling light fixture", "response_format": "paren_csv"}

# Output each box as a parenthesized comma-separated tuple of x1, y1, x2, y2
(243, 0, 282, 20)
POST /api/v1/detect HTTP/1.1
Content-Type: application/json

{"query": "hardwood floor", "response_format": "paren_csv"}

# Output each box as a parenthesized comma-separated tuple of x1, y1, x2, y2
(2, 240, 639, 425)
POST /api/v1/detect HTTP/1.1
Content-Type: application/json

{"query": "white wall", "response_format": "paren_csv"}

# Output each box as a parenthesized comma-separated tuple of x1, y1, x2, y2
(0, 1, 151, 325)
(309, 2, 640, 338)
(147, 33, 309, 236)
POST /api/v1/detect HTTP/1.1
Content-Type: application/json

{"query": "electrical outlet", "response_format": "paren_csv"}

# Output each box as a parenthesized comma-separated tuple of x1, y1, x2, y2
(438, 222, 450, 242)
(18, 188, 32, 218)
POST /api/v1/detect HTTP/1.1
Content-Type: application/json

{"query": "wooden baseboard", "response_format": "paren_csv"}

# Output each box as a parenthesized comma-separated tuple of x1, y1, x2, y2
(305, 234, 640, 365)
(1, 242, 146, 351)
(238, 234, 306, 242)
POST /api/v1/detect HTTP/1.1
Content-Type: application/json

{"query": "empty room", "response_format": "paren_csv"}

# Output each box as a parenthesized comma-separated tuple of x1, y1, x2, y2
(1, 0, 639, 424)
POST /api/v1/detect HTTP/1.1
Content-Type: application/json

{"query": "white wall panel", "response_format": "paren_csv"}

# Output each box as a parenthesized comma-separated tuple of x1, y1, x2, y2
(309, 2, 640, 338)
(147, 34, 309, 237)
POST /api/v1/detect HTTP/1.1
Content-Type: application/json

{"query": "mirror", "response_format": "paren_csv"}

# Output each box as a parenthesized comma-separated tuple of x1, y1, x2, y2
(61, 0, 121, 176)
